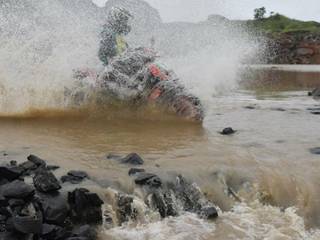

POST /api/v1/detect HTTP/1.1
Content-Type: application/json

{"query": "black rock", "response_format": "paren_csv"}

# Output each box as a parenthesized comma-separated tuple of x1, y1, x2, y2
(12, 203, 43, 234)
(72, 225, 97, 239)
(128, 168, 145, 176)
(66, 237, 89, 240)
(244, 106, 256, 110)
(200, 206, 218, 220)
(61, 171, 88, 184)
(310, 111, 320, 115)
(151, 191, 177, 218)
(0, 180, 35, 199)
(0, 165, 24, 181)
(0, 195, 7, 207)
(310, 147, 320, 155)
(38, 192, 69, 225)
(46, 165, 60, 171)
(116, 194, 134, 225)
(220, 127, 236, 135)
(33, 170, 61, 193)
(134, 173, 162, 188)
(120, 153, 144, 165)
(9, 161, 17, 166)
(41, 223, 70, 240)
(68, 188, 103, 225)
(68, 171, 88, 179)
(8, 199, 25, 208)
(0, 232, 29, 240)
(27, 154, 46, 167)
(19, 161, 37, 172)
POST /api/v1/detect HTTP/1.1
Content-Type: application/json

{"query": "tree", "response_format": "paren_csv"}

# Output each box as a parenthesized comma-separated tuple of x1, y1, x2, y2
(254, 7, 266, 20)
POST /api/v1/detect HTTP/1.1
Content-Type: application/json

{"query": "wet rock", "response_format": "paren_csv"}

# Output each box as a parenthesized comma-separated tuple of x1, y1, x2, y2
(41, 223, 70, 240)
(19, 161, 38, 173)
(12, 203, 42, 234)
(27, 154, 46, 167)
(9, 161, 17, 166)
(128, 168, 145, 176)
(0, 165, 24, 181)
(0, 195, 8, 207)
(310, 111, 320, 115)
(61, 171, 88, 184)
(120, 153, 144, 165)
(33, 170, 61, 193)
(134, 173, 162, 188)
(8, 199, 25, 208)
(1, 180, 35, 199)
(72, 225, 97, 239)
(200, 206, 218, 220)
(151, 191, 177, 218)
(38, 192, 69, 225)
(116, 194, 135, 225)
(174, 176, 218, 219)
(0, 232, 28, 240)
(220, 127, 236, 135)
(244, 105, 256, 110)
(310, 147, 320, 155)
(46, 165, 60, 171)
(68, 188, 103, 225)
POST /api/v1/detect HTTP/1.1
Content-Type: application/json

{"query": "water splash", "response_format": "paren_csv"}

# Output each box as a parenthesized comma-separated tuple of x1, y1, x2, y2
(0, 0, 102, 114)
(0, 0, 263, 115)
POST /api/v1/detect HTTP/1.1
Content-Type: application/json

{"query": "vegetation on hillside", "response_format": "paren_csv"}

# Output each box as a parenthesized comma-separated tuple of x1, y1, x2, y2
(247, 8, 320, 34)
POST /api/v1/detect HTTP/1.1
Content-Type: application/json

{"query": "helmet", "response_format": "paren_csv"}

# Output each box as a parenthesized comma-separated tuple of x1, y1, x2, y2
(107, 7, 133, 35)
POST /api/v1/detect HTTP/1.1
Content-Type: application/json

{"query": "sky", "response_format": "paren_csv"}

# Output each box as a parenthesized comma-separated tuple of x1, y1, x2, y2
(92, 0, 320, 23)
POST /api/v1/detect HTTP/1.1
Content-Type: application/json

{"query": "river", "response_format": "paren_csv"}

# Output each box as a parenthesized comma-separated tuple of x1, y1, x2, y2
(0, 67, 319, 239)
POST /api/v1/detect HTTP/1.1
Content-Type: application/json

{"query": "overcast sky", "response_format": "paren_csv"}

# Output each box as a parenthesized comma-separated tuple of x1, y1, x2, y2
(92, 0, 320, 23)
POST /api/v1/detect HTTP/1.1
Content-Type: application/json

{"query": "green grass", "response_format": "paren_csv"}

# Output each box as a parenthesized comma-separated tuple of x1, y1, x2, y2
(246, 14, 320, 34)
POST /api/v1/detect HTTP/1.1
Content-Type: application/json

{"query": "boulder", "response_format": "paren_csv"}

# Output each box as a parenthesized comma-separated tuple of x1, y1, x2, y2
(134, 173, 162, 188)
(0, 165, 24, 181)
(33, 170, 61, 193)
(200, 206, 218, 220)
(1, 180, 35, 199)
(27, 155, 46, 167)
(174, 176, 218, 219)
(220, 127, 236, 135)
(38, 192, 69, 225)
(46, 165, 60, 171)
(116, 194, 135, 225)
(61, 170, 88, 184)
(68, 188, 103, 225)
(72, 225, 97, 239)
(310, 147, 320, 155)
(41, 223, 70, 240)
(12, 203, 42, 234)
(151, 191, 177, 218)
(120, 153, 144, 165)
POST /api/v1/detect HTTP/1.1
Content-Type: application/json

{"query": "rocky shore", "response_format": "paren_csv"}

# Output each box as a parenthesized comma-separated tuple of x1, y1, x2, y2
(265, 32, 320, 64)
(0, 153, 219, 240)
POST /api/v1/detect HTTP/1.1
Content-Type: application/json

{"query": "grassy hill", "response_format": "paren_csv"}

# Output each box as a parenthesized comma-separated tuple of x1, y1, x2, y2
(247, 14, 320, 34)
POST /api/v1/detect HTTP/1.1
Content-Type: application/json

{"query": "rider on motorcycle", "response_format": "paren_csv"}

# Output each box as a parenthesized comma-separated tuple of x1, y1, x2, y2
(98, 7, 133, 66)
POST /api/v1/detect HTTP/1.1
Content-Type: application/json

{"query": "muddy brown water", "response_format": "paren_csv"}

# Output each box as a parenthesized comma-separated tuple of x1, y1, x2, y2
(1, 67, 320, 239)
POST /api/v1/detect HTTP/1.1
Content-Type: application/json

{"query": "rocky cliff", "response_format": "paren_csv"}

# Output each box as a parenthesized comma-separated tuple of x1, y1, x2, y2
(266, 32, 320, 64)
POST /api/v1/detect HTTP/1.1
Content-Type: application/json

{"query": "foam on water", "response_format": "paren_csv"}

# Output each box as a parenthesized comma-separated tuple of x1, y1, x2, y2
(104, 213, 215, 240)
(103, 202, 320, 240)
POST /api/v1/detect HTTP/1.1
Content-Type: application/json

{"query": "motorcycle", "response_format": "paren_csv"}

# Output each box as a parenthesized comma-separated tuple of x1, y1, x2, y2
(72, 47, 204, 122)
